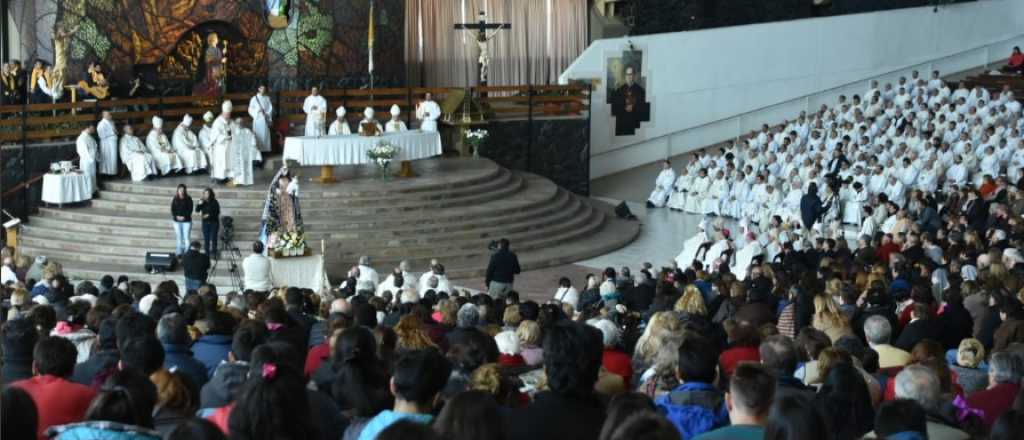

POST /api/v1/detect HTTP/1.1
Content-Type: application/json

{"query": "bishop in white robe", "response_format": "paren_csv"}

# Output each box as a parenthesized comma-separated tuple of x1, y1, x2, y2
(248, 86, 274, 152)
(416, 93, 442, 132)
(329, 106, 351, 135)
(76, 127, 98, 193)
(145, 117, 183, 175)
(302, 87, 328, 137)
(385, 104, 408, 133)
(230, 118, 260, 186)
(646, 161, 676, 208)
(210, 102, 234, 181)
(118, 125, 158, 182)
(198, 112, 215, 161)
(96, 111, 119, 176)
(358, 107, 382, 135)
(172, 114, 208, 174)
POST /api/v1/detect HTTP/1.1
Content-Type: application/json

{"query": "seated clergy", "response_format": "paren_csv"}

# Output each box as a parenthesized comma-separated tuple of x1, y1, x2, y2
(385, 104, 408, 133)
(841, 181, 868, 225)
(119, 124, 158, 182)
(666, 167, 691, 211)
(358, 107, 382, 135)
(702, 169, 728, 216)
(172, 114, 208, 174)
(686, 169, 710, 214)
(198, 111, 215, 161)
(646, 160, 675, 208)
(328, 106, 351, 135)
(146, 116, 184, 175)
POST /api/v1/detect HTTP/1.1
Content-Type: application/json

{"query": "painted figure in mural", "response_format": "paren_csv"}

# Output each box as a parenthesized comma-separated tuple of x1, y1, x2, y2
(49, 22, 79, 100)
(194, 32, 228, 97)
(77, 62, 110, 100)
(611, 65, 650, 136)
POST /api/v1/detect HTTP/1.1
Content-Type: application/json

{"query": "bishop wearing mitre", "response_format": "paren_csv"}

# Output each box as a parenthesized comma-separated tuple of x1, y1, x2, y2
(172, 114, 209, 174)
(302, 86, 327, 136)
(329, 106, 351, 135)
(385, 104, 408, 133)
(358, 107, 382, 135)
(416, 92, 441, 132)
(248, 85, 274, 152)
(146, 116, 184, 175)
(210, 101, 235, 182)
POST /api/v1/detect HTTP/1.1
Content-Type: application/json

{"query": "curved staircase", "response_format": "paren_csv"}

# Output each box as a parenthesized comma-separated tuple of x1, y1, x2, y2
(18, 158, 639, 290)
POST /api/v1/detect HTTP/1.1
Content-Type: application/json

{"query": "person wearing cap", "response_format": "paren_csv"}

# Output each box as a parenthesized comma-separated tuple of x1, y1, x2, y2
(210, 100, 235, 183)
(146, 116, 184, 175)
(358, 107, 381, 135)
(385, 104, 407, 133)
(230, 117, 260, 186)
(198, 111, 216, 159)
(96, 110, 119, 176)
(415, 92, 441, 132)
(328, 105, 351, 135)
(172, 114, 208, 174)
(247, 84, 273, 152)
(118, 123, 158, 182)
(302, 86, 327, 136)
(75, 125, 99, 193)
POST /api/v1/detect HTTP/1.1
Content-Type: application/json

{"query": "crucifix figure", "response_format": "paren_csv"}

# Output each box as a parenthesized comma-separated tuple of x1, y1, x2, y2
(454, 11, 511, 85)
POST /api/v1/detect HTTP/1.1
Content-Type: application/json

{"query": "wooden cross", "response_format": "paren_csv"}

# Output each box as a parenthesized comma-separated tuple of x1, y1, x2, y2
(454, 11, 511, 86)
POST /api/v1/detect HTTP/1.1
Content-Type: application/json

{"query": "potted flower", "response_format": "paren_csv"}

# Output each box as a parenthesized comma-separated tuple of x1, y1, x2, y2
(463, 128, 488, 157)
(367, 142, 398, 177)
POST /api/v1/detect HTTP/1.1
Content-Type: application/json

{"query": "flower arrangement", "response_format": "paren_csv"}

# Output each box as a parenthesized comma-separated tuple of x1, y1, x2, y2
(367, 142, 398, 176)
(463, 129, 489, 157)
(271, 231, 307, 257)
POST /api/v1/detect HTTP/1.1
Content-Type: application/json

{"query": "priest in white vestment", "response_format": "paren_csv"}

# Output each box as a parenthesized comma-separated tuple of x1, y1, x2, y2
(666, 168, 691, 211)
(146, 117, 183, 175)
(841, 182, 868, 225)
(329, 106, 351, 135)
(377, 261, 418, 297)
(646, 160, 676, 208)
(230, 118, 260, 186)
(210, 101, 234, 181)
(199, 112, 215, 161)
(96, 111, 119, 176)
(76, 126, 98, 193)
(703, 170, 728, 215)
(172, 114, 208, 174)
(118, 125, 158, 182)
(358, 107, 382, 135)
(416, 93, 442, 132)
(302, 87, 328, 137)
(418, 262, 452, 295)
(945, 156, 969, 189)
(248, 85, 274, 152)
(385, 104, 408, 133)
(686, 169, 710, 213)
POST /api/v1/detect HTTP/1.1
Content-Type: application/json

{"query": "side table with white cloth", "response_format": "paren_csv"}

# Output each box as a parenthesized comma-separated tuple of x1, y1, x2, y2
(269, 254, 331, 295)
(41, 172, 94, 207)
(282, 130, 442, 183)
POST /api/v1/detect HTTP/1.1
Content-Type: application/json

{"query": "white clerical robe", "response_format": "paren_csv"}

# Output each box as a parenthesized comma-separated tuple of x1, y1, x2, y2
(358, 118, 382, 135)
(703, 178, 727, 215)
(198, 124, 214, 160)
(667, 174, 690, 210)
(328, 119, 351, 135)
(675, 230, 708, 269)
(210, 117, 233, 180)
(860, 216, 877, 239)
(945, 164, 968, 189)
(385, 119, 408, 133)
(841, 188, 867, 225)
(248, 94, 274, 152)
(377, 271, 418, 297)
(172, 125, 208, 173)
(416, 100, 441, 132)
(231, 126, 260, 186)
(302, 95, 328, 137)
(418, 272, 452, 295)
(119, 135, 157, 182)
(145, 130, 183, 175)
(76, 132, 98, 192)
(96, 119, 119, 175)
(686, 176, 710, 213)
(647, 168, 676, 207)
(780, 189, 803, 223)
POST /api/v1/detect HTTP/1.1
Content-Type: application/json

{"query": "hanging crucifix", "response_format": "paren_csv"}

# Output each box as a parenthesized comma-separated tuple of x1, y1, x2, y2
(454, 11, 511, 86)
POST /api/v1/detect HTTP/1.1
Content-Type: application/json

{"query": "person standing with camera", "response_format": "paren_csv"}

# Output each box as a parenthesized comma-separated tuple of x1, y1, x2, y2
(485, 238, 520, 299)
(181, 241, 211, 292)
(170, 184, 193, 256)
(196, 187, 221, 258)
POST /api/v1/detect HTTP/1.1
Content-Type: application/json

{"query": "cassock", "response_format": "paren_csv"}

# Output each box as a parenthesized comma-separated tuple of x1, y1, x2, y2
(119, 134, 157, 182)
(945, 163, 968, 189)
(302, 94, 328, 136)
(96, 118, 119, 176)
(198, 112, 215, 160)
(377, 271, 418, 297)
(248, 93, 274, 152)
(145, 117, 184, 175)
(328, 106, 351, 135)
(75, 131, 98, 192)
(416, 99, 441, 132)
(686, 175, 710, 213)
(210, 114, 234, 180)
(666, 173, 690, 210)
(841, 187, 868, 225)
(703, 176, 727, 215)
(646, 167, 676, 207)
(230, 122, 260, 186)
(172, 116, 208, 174)
(418, 272, 452, 295)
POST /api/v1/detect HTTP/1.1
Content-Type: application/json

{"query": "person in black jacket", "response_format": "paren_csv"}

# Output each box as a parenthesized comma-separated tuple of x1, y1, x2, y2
(196, 187, 221, 258)
(485, 238, 521, 299)
(800, 182, 824, 231)
(181, 241, 211, 292)
(171, 184, 194, 256)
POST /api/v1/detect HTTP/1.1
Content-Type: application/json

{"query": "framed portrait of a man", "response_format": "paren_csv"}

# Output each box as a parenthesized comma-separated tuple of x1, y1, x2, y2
(606, 50, 650, 136)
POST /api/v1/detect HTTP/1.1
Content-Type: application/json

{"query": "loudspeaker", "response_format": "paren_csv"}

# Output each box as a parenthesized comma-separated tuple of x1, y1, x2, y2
(615, 202, 637, 220)
(144, 252, 177, 273)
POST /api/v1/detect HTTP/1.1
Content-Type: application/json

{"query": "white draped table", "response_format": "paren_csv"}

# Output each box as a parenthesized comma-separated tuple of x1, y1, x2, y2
(282, 130, 443, 166)
(269, 254, 330, 293)
(41, 172, 93, 206)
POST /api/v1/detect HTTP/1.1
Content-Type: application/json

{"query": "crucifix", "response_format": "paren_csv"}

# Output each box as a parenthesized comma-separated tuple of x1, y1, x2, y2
(454, 11, 511, 86)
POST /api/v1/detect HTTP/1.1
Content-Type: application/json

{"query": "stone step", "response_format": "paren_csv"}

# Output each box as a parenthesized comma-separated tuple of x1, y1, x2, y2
(23, 189, 573, 240)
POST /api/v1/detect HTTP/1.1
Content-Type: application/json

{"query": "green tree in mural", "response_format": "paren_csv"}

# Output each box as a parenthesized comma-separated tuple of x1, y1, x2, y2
(268, 2, 333, 66)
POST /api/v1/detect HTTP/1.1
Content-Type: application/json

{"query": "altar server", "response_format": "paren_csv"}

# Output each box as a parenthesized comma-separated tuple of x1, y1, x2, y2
(358, 107, 382, 135)
(302, 86, 327, 136)
(96, 111, 119, 176)
(328, 106, 351, 135)
(172, 114, 208, 174)
(385, 104, 408, 133)
(210, 101, 234, 182)
(230, 118, 260, 186)
(645, 160, 676, 208)
(76, 126, 98, 192)
(119, 124, 158, 182)
(416, 92, 441, 132)
(146, 116, 184, 175)
(248, 85, 274, 152)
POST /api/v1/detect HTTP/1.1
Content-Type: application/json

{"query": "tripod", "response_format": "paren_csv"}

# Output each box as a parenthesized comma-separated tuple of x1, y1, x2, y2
(212, 236, 244, 293)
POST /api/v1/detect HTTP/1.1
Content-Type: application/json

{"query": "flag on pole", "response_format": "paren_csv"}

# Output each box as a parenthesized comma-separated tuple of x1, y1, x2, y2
(368, 0, 375, 74)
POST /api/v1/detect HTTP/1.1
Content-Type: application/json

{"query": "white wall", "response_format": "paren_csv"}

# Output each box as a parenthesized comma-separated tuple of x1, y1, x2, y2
(562, 0, 1024, 179)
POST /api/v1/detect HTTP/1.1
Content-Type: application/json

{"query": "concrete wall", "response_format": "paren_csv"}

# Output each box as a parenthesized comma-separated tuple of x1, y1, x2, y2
(561, 0, 1024, 178)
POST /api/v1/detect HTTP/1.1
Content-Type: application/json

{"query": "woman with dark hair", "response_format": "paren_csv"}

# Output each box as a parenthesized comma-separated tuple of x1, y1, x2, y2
(330, 327, 392, 421)
(228, 348, 318, 440)
(196, 187, 221, 257)
(432, 390, 505, 440)
(167, 418, 228, 440)
(2, 386, 38, 440)
(171, 184, 194, 256)
(764, 395, 832, 440)
(815, 362, 875, 440)
(48, 369, 161, 439)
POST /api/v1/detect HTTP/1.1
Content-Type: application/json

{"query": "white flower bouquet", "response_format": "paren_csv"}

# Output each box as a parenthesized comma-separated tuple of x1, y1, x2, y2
(367, 142, 399, 176)
(463, 129, 489, 157)
(272, 231, 307, 257)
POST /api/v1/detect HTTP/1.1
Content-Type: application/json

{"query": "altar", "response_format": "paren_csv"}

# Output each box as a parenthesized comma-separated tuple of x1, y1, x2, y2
(282, 130, 443, 166)
(269, 254, 331, 294)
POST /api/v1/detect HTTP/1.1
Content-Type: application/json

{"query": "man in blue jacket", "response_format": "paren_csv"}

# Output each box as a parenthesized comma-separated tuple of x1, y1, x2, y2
(656, 335, 729, 439)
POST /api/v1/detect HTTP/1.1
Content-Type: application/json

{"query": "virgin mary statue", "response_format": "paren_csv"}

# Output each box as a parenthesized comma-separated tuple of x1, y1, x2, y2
(260, 166, 303, 248)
